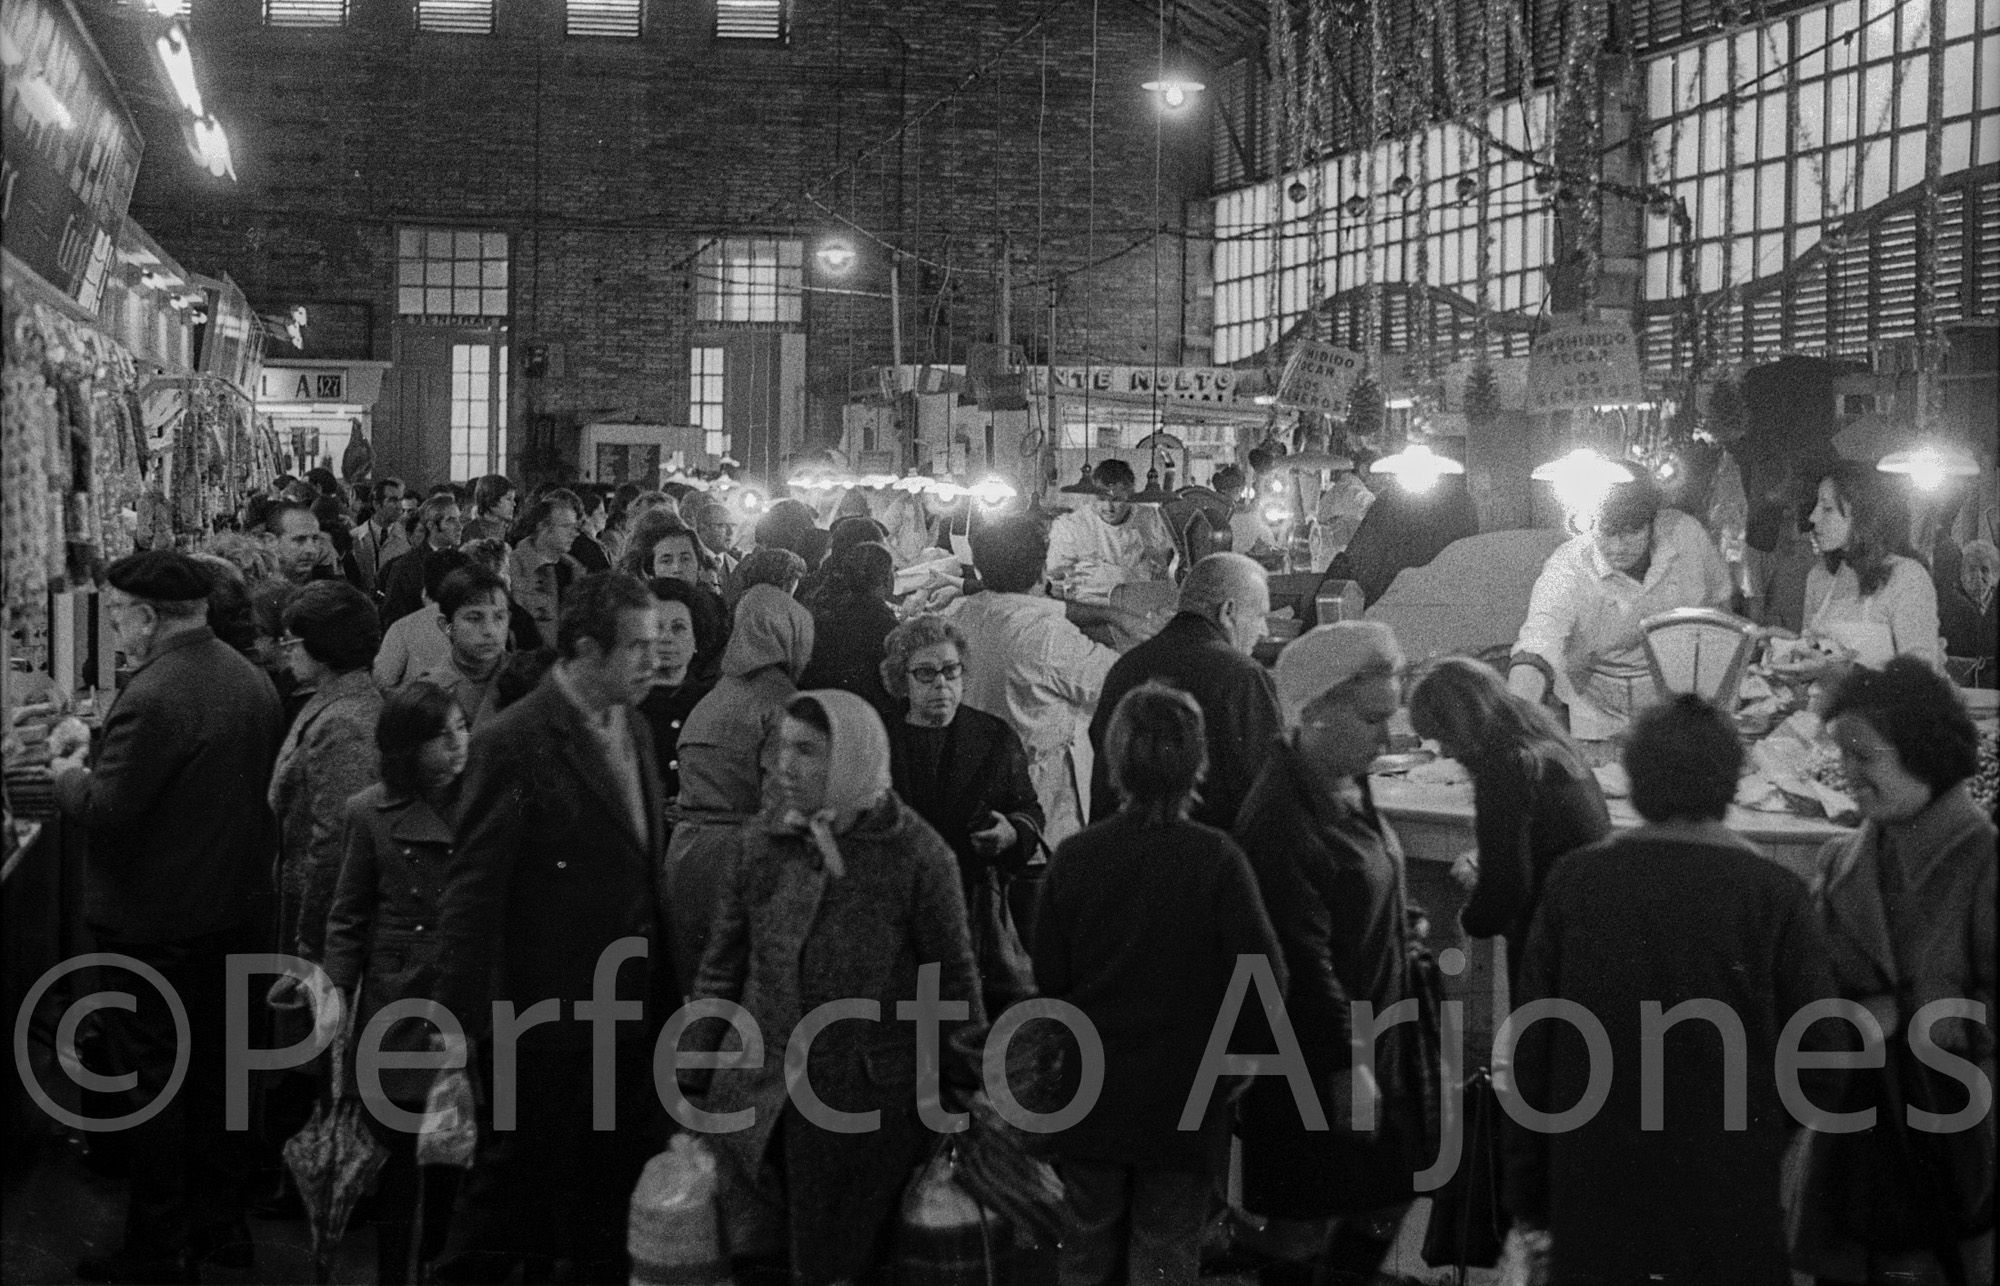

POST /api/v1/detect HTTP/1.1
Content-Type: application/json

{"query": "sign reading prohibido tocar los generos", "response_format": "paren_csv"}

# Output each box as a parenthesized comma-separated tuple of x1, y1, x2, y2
(1526, 318, 1647, 413)
(1276, 341, 1365, 413)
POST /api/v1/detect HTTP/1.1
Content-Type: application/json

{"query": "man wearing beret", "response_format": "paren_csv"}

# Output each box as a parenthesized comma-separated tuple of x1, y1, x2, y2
(51, 550, 285, 1284)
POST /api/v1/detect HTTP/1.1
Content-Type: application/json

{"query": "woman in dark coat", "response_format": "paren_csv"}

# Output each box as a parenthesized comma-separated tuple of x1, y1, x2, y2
(685, 690, 984, 1286)
(1231, 622, 1426, 1284)
(1791, 659, 1996, 1285)
(880, 614, 1045, 1014)
(1407, 656, 1610, 989)
(322, 681, 467, 1285)
(799, 540, 900, 720)
(1036, 683, 1283, 1286)
(1505, 695, 1843, 1286)
(638, 576, 726, 804)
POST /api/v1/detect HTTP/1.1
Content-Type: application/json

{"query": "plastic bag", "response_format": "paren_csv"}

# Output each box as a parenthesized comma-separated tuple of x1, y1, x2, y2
(628, 1134, 727, 1286)
(894, 1145, 1012, 1285)
(415, 1066, 477, 1170)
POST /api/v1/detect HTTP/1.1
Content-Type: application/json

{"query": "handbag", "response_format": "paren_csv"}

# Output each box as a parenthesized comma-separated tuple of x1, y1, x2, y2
(1421, 1068, 1509, 1271)
(895, 1141, 1015, 1285)
(628, 1134, 729, 1286)
(949, 1094, 1070, 1250)
(968, 866, 1037, 1013)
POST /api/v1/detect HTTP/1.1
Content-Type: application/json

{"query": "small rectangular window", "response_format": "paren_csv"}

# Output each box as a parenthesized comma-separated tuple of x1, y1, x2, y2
(398, 228, 509, 318)
(415, 0, 494, 34)
(450, 342, 507, 480)
(716, 0, 785, 41)
(566, 0, 641, 38)
(694, 238, 802, 324)
(264, 0, 346, 26)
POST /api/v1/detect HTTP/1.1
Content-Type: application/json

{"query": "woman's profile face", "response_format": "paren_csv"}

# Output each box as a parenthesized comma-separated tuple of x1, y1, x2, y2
(1808, 478, 1851, 555)
(776, 715, 833, 815)
(1830, 712, 1931, 822)
(652, 534, 702, 584)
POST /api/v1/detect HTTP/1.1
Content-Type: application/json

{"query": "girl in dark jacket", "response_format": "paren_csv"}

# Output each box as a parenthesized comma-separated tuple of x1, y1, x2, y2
(1035, 682, 1283, 1286)
(322, 682, 467, 1284)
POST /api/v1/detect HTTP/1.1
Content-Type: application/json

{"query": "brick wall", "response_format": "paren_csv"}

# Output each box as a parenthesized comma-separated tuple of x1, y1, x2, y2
(109, 0, 1217, 483)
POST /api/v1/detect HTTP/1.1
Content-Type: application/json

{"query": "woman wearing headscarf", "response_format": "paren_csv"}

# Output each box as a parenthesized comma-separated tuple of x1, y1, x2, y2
(683, 690, 984, 1286)
(1230, 621, 1429, 1286)
(660, 583, 814, 998)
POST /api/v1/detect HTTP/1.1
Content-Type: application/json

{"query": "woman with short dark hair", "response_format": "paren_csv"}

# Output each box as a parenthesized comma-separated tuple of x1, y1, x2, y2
(267, 582, 384, 1050)
(1036, 682, 1282, 1286)
(1791, 658, 1994, 1285)
(322, 681, 467, 1283)
(639, 576, 726, 804)
(1504, 693, 1843, 1285)
(798, 542, 899, 718)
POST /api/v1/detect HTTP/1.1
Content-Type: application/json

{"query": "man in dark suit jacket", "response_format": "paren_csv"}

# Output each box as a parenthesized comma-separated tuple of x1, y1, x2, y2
(52, 551, 283, 1284)
(379, 492, 464, 624)
(1089, 553, 1282, 832)
(432, 572, 668, 1284)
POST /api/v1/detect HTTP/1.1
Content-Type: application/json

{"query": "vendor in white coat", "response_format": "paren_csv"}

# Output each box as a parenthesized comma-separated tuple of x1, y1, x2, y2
(1045, 459, 1176, 603)
(1509, 475, 1733, 743)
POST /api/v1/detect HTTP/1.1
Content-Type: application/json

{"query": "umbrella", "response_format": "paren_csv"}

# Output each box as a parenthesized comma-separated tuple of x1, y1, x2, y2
(281, 1003, 388, 1283)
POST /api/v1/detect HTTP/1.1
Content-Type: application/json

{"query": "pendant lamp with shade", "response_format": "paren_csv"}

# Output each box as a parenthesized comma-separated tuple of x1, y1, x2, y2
(1877, 444, 1981, 492)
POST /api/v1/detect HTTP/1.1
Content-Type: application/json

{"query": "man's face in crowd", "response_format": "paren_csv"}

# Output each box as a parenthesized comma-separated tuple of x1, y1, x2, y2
(428, 505, 464, 550)
(698, 509, 736, 556)
(579, 606, 662, 707)
(1096, 481, 1135, 525)
(537, 505, 581, 558)
(1594, 521, 1653, 576)
(443, 589, 510, 672)
(375, 485, 404, 522)
(272, 509, 325, 581)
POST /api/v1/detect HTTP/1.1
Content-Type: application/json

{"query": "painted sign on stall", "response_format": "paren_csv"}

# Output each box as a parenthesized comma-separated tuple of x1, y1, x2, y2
(1526, 319, 1646, 413)
(0, 0, 144, 310)
(1031, 365, 1246, 403)
(1276, 342, 1365, 413)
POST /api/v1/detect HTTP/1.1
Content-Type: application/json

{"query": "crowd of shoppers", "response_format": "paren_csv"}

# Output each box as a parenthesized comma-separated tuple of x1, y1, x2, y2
(36, 464, 1997, 1286)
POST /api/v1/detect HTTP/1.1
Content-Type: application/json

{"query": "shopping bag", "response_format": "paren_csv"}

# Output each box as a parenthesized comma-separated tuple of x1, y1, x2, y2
(894, 1143, 1013, 1285)
(627, 1134, 728, 1286)
(951, 1095, 1069, 1250)
(1420, 1068, 1508, 1269)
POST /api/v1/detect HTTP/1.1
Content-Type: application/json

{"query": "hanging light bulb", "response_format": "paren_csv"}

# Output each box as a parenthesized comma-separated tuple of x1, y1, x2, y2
(814, 237, 858, 277)
(1878, 445, 1981, 491)
(1142, 32, 1205, 112)
(968, 476, 1019, 507)
(1532, 449, 1639, 529)
(190, 114, 234, 179)
(1369, 443, 1464, 493)
(154, 24, 204, 117)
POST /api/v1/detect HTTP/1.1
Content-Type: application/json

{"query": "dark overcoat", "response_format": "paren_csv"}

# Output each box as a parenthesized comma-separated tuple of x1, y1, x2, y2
(1033, 813, 1283, 1173)
(270, 667, 383, 963)
(433, 673, 669, 1049)
(55, 626, 282, 940)
(1790, 784, 1997, 1284)
(322, 783, 456, 1105)
(887, 703, 1045, 896)
(1231, 738, 1419, 1219)
(1504, 829, 1841, 1285)
(689, 794, 984, 1285)
(1088, 611, 1282, 833)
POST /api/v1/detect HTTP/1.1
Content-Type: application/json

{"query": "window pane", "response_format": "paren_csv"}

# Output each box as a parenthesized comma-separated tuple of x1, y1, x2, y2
(399, 229, 422, 256)
(428, 230, 454, 257)
(398, 287, 424, 314)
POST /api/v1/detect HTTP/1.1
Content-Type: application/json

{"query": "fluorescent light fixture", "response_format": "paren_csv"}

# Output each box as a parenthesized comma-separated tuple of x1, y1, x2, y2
(155, 25, 203, 117)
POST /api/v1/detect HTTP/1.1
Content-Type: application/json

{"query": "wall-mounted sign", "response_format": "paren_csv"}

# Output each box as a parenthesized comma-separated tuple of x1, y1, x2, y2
(257, 360, 390, 406)
(1526, 319, 1646, 413)
(1030, 365, 1246, 403)
(1276, 341, 1365, 413)
(0, 0, 144, 310)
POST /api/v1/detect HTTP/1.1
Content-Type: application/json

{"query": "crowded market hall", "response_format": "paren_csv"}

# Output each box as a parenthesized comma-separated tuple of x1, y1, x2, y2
(4, 0, 1999, 1280)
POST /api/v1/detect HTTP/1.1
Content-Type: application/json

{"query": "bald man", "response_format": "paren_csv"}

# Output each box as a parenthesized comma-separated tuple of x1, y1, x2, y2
(1088, 553, 1283, 831)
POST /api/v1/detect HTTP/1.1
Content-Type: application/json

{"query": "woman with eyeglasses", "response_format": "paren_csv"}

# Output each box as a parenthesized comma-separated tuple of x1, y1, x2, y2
(880, 615, 1044, 1015)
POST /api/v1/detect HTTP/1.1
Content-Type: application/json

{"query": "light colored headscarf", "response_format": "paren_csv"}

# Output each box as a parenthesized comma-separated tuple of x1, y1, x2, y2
(722, 583, 814, 682)
(1272, 620, 1404, 723)
(773, 688, 891, 877)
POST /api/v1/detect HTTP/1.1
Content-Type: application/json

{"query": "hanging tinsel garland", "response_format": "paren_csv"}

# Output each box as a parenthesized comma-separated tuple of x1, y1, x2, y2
(1915, 0, 1947, 430)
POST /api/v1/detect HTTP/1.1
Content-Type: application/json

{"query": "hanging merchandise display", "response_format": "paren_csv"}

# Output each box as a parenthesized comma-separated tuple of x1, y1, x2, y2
(2, 269, 153, 645)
